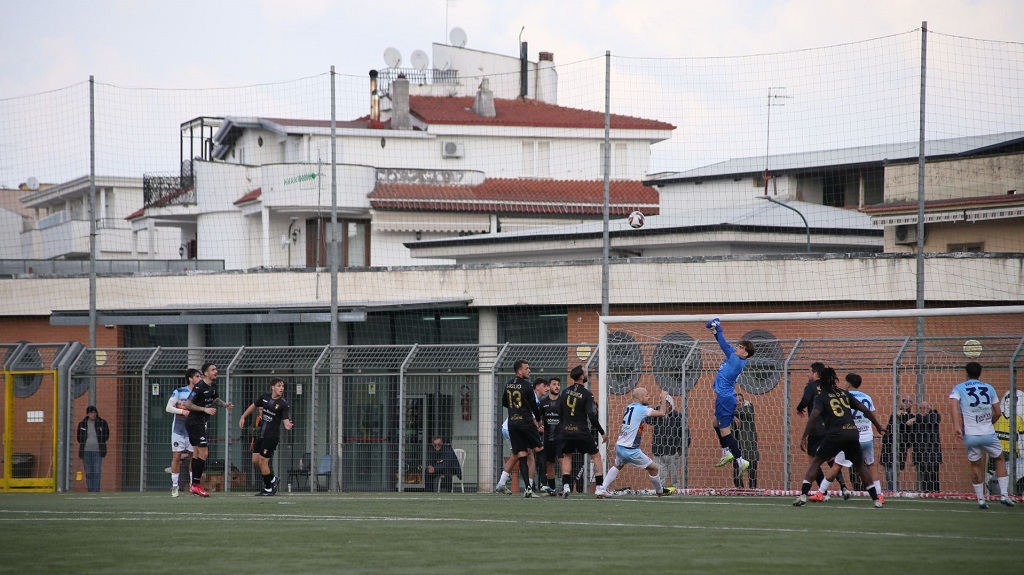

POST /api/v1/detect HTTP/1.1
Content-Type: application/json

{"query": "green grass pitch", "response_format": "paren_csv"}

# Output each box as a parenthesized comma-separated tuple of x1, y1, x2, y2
(0, 492, 1021, 574)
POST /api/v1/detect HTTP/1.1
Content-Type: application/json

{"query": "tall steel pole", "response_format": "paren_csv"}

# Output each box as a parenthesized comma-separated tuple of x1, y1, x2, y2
(915, 22, 928, 399)
(601, 51, 611, 316)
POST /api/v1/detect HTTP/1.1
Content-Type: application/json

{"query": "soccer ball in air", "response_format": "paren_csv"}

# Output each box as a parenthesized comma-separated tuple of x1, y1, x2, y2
(627, 210, 645, 229)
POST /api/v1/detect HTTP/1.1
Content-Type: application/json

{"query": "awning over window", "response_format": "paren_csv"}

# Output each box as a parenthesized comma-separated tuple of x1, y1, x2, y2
(371, 210, 490, 233)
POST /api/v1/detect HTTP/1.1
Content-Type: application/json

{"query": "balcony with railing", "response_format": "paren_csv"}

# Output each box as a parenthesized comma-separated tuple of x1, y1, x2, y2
(143, 170, 196, 208)
(34, 213, 139, 260)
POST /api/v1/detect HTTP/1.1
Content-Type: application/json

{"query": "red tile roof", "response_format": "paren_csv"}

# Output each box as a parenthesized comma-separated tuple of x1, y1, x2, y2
(234, 188, 262, 205)
(256, 97, 673, 132)
(406, 96, 674, 130)
(370, 178, 659, 215)
(861, 192, 1024, 214)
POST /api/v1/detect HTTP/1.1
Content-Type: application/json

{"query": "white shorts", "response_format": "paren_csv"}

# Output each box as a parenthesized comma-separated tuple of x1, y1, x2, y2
(172, 431, 193, 454)
(964, 433, 1002, 462)
(614, 445, 653, 469)
(834, 451, 853, 468)
(835, 441, 874, 468)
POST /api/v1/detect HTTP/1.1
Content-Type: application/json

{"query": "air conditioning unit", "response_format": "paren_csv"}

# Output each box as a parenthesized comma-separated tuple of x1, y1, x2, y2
(441, 141, 464, 158)
(894, 224, 918, 245)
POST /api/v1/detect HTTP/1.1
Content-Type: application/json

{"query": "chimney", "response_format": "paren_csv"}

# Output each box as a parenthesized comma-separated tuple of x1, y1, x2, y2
(369, 70, 383, 128)
(519, 41, 528, 98)
(471, 78, 496, 118)
(536, 52, 557, 104)
(391, 74, 411, 130)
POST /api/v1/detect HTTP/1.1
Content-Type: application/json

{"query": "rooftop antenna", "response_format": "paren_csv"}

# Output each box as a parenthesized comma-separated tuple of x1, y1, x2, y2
(764, 86, 793, 195)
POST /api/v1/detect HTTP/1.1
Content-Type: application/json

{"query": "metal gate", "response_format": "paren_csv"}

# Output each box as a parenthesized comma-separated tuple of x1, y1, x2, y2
(2, 369, 58, 492)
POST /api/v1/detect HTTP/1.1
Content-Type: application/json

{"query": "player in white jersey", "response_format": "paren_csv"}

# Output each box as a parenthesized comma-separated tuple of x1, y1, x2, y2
(492, 418, 519, 493)
(165, 368, 201, 497)
(596, 387, 676, 498)
(808, 373, 884, 503)
(949, 362, 1015, 509)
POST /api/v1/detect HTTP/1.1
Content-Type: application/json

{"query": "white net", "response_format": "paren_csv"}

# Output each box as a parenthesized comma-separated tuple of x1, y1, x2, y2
(597, 307, 1024, 497)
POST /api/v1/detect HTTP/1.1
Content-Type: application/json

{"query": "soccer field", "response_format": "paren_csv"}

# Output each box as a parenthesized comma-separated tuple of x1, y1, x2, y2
(1, 492, 1021, 575)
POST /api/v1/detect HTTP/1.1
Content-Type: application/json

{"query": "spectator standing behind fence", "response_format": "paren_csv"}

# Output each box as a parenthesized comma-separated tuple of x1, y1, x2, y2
(732, 393, 760, 489)
(648, 395, 686, 490)
(912, 401, 942, 492)
(77, 405, 110, 492)
(424, 436, 462, 492)
(880, 395, 913, 491)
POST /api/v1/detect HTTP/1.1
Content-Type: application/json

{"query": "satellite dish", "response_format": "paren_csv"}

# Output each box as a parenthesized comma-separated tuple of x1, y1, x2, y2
(435, 53, 452, 72)
(449, 27, 467, 48)
(410, 49, 429, 71)
(26, 177, 40, 191)
(383, 47, 402, 69)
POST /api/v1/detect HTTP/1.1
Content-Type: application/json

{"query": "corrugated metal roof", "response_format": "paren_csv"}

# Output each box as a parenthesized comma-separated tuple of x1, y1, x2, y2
(412, 199, 879, 247)
(646, 132, 1024, 184)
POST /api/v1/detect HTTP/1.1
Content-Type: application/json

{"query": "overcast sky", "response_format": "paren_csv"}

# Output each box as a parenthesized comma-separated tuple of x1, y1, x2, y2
(1, 0, 1021, 187)
(3, 0, 1021, 94)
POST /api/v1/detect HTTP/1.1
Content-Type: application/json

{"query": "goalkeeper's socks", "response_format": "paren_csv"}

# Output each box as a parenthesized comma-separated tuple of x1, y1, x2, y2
(723, 434, 742, 459)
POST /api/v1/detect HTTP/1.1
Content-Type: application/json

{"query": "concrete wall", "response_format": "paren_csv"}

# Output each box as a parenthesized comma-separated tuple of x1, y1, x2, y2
(1, 255, 1021, 319)
(884, 153, 1024, 202)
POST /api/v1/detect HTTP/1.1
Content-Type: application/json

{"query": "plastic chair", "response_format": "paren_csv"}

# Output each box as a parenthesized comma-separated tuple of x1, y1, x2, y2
(287, 452, 311, 491)
(452, 448, 466, 493)
(314, 454, 332, 491)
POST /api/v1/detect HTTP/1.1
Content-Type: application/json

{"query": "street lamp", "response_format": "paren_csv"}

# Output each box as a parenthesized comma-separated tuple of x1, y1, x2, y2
(757, 195, 810, 254)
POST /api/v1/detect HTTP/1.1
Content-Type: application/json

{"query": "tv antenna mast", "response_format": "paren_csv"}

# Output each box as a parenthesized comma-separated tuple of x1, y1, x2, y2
(764, 86, 793, 195)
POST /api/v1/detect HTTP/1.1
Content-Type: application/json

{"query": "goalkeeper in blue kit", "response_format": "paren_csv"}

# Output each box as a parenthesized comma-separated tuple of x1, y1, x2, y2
(706, 318, 756, 476)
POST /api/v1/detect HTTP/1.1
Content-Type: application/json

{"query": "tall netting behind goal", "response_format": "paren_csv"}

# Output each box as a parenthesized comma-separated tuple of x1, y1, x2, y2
(596, 307, 1024, 498)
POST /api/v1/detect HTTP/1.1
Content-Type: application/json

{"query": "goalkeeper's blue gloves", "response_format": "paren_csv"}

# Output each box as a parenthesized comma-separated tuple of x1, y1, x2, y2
(705, 318, 720, 335)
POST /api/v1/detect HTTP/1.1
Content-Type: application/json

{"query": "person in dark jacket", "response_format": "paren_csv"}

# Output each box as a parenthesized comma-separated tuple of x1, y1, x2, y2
(424, 436, 462, 492)
(880, 395, 914, 491)
(733, 393, 760, 488)
(77, 406, 110, 492)
(647, 395, 689, 490)
(911, 401, 942, 492)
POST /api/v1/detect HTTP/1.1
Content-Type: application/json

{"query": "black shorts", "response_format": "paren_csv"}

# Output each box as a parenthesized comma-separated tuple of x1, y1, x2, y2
(806, 435, 824, 458)
(508, 423, 543, 455)
(252, 436, 279, 458)
(185, 418, 209, 448)
(560, 434, 600, 456)
(815, 434, 864, 466)
(543, 439, 562, 463)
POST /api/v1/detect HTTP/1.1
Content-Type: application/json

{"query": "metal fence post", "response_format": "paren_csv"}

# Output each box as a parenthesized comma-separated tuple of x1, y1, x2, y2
(783, 339, 801, 489)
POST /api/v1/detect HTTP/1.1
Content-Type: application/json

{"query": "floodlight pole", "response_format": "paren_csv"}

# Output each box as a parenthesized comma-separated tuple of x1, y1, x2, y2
(757, 195, 810, 253)
(600, 50, 611, 317)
